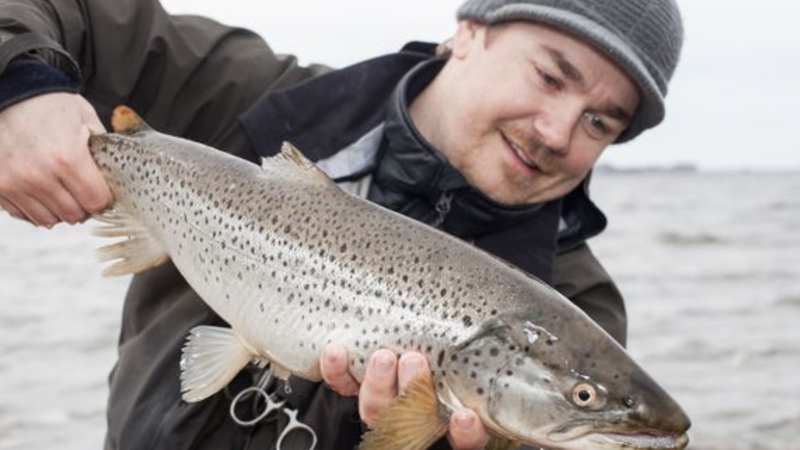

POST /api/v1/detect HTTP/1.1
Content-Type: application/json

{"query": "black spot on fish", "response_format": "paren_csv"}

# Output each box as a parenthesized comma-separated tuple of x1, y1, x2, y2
(622, 395, 636, 408)
(490, 348, 499, 357)
(437, 350, 445, 367)
(477, 387, 484, 395)
(463, 316, 473, 327)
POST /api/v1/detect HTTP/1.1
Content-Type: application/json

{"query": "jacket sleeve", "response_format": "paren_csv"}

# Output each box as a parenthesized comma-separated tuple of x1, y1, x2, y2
(0, 0, 327, 144)
(553, 243, 628, 347)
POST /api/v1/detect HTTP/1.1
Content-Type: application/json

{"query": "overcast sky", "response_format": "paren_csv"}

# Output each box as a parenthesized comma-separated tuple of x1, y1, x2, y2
(160, 0, 799, 171)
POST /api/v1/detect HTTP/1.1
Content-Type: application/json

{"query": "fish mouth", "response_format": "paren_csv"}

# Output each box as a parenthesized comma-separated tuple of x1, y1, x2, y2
(586, 431, 689, 450)
(549, 428, 689, 450)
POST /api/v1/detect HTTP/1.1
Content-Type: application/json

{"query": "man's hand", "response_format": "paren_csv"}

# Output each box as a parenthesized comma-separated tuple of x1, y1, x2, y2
(0, 93, 111, 227)
(322, 344, 489, 450)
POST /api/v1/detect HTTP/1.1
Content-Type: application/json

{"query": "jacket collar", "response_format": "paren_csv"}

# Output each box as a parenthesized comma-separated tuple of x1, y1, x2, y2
(369, 57, 547, 239)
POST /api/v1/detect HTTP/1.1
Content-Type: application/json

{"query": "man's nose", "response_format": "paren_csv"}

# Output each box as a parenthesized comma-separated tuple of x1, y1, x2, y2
(532, 105, 580, 154)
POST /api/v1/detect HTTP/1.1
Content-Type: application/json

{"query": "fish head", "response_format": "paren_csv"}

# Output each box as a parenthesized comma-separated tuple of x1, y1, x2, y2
(442, 311, 690, 450)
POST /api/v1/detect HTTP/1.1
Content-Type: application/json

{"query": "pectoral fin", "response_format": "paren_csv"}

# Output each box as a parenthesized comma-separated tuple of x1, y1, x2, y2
(358, 372, 449, 450)
(93, 206, 169, 276)
(179, 326, 255, 402)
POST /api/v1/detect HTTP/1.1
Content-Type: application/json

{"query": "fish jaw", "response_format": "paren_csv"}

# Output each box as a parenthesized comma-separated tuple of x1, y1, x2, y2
(544, 426, 689, 450)
(482, 355, 691, 450)
(442, 310, 690, 450)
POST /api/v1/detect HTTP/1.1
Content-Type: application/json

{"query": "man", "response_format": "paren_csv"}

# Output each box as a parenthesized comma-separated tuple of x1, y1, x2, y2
(0, 0, 683, 449)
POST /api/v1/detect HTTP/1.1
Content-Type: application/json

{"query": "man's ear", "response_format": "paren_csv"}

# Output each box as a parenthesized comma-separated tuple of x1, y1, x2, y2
(451, 20, 486, 59)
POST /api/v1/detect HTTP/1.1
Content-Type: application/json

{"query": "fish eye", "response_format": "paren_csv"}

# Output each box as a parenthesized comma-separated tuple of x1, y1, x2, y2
(572, 383, 597, 407)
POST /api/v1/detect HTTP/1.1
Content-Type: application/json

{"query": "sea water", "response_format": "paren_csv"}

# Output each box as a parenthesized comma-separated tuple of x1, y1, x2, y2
(0, 171, 798, 450)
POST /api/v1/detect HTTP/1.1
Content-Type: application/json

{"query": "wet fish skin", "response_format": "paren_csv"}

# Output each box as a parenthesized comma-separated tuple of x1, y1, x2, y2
(441, 310, 691, 450)
(88, 106, 690, 450)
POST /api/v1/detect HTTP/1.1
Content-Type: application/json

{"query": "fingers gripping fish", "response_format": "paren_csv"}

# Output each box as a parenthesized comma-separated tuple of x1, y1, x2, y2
(89, 106, 691, 450)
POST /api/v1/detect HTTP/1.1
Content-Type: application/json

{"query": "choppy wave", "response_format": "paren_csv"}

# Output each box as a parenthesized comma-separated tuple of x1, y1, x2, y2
(774, 295, 800, 308)
(658, 231, 725, 246)
(2, 172, 799, 450)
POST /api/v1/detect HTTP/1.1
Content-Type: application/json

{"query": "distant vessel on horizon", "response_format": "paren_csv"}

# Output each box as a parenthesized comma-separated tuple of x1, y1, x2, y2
(594, 163, 698, 174)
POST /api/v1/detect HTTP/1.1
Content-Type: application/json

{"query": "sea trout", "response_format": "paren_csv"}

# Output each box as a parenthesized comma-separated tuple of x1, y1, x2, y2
(89, 106, 690, 450)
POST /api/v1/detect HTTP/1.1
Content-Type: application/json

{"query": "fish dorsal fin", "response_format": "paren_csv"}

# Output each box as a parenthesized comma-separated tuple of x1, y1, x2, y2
(358, 372, 449, 450)
(111, 105, 152, 134)
(260, 142, 335, 187)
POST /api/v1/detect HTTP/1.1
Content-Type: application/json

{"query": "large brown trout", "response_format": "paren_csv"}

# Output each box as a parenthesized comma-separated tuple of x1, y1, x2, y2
(89, 106, 690, 450)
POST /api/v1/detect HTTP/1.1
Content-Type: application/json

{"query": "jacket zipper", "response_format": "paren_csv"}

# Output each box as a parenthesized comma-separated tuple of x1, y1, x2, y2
(431, 190, 453, 228)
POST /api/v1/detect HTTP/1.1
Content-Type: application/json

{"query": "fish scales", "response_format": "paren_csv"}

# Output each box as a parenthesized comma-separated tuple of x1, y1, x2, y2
(92, 127, 548, 379)
(87, 107, 690, 450)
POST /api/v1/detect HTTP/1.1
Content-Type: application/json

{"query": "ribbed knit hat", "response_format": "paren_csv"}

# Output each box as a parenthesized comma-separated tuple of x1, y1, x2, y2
(457, 0, 684, 142)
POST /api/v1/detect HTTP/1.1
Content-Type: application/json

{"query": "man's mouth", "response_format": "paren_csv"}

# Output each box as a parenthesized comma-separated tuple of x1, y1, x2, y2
(502, 133, 541, 173)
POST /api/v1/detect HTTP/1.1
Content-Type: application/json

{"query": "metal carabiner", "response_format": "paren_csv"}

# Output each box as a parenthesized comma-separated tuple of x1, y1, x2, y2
(228, 366, 318, 450)
(230, 369, 285, 426)
(275, 407, 318, 450)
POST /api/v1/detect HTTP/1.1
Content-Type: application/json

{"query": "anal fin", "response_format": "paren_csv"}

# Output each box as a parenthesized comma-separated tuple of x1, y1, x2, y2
(359, 372, 449, 450)
(92, 206, 169, 276)
(180, 326, 255, 402)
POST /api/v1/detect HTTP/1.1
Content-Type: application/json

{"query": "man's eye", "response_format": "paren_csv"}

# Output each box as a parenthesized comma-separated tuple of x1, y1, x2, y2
(584, 112, 609, 137)
(537, 69, 561, 89)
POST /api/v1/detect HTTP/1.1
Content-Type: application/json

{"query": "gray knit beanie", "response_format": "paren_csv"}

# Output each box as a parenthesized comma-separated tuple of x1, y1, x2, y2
(457, 0, 684, 142)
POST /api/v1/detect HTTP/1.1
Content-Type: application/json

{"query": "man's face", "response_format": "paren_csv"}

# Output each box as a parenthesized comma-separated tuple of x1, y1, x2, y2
(411, 21, 641, 205)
